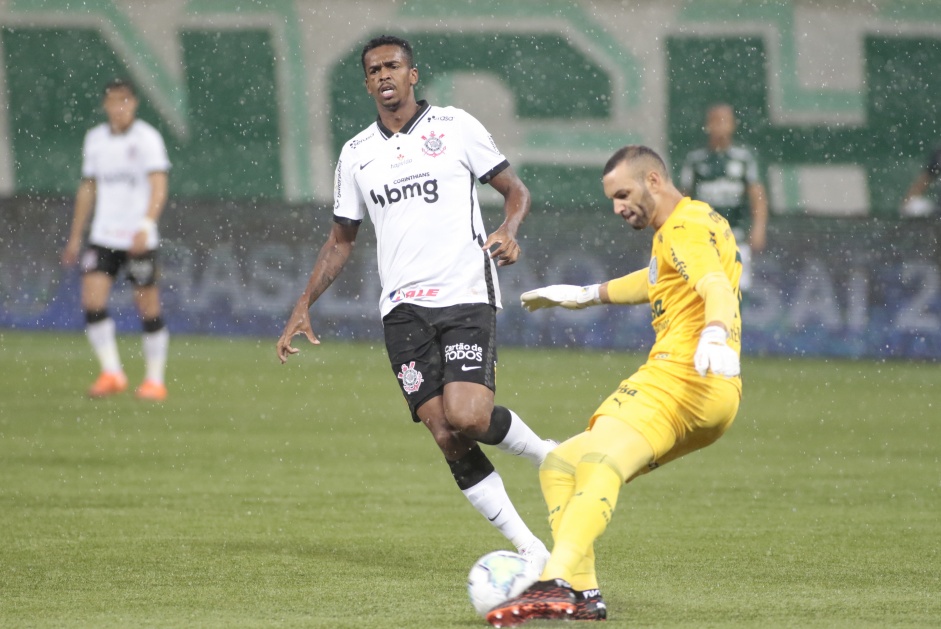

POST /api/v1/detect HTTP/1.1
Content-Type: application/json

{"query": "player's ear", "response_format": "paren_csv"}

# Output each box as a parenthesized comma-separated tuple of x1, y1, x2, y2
(409, 66, 419, 86)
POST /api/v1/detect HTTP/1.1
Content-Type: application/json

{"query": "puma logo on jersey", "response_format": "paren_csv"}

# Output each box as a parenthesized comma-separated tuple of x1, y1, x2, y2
(369, 177, 439, 207)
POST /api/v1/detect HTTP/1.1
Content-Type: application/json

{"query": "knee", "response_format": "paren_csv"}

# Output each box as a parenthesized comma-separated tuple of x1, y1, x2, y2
(444, 402, 491, 437)
(421, 414, 464, 455)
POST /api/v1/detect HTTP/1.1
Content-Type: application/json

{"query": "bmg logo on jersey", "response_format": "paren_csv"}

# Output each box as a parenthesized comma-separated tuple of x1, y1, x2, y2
(445, 342, 483, 363)
(369, 175, 439, 207)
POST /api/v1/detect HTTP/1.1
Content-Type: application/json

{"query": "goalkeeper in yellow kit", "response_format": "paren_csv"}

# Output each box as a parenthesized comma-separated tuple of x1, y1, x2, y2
(486, 145, 742, 627)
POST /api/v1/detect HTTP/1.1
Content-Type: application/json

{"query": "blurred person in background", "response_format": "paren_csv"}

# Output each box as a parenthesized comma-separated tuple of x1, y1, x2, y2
(900, 143, 941, 217)
(276, 35, 554, 568)
(680, 103, 768, 293)
(61, 78, 171, 401)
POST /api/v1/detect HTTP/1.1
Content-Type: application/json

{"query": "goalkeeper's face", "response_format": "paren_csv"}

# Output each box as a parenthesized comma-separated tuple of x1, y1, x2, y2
(603, 162, 658, 231)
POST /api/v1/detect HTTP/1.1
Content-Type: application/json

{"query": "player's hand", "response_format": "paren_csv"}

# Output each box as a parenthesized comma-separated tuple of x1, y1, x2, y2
(901, 195, 935, 217)
(482, 226, 520, 267)
(61, 240, 81, 267)
(129, 230, 149, 256)
(693, 325, 740, 377)
(276, 301, 320, 364)
(520, 284, 602, 312)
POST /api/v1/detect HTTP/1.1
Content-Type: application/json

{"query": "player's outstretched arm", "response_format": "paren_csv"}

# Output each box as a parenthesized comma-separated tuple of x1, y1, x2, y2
(520, 269, 649, 312)
(520, 284, 603, 311)
(276, 222, 358, 363)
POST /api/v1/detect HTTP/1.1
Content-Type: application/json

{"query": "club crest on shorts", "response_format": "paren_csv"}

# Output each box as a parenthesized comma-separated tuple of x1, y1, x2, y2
(397, 361, 423, 394)
(421, 131, 446, 157)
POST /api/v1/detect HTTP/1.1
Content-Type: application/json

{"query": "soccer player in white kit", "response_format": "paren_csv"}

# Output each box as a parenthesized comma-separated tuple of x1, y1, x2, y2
(61, 79, 171, 401)
(277, 36, 553, 569)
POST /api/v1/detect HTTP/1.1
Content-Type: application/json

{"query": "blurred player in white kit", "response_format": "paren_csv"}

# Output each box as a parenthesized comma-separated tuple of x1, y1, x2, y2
(62, 78, 171, 401)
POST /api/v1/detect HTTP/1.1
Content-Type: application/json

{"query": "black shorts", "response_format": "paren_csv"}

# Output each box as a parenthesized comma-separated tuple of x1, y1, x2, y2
(81, 244, 159, 287)
(382, 302, 498, 422)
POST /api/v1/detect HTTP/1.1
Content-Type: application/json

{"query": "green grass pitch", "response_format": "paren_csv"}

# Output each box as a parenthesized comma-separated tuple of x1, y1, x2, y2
(1, 330, 938, 628)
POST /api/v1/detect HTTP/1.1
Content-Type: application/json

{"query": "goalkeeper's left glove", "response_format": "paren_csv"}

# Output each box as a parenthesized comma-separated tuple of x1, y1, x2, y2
(520, 284, 602, 312)
(693, 325, 740, 377)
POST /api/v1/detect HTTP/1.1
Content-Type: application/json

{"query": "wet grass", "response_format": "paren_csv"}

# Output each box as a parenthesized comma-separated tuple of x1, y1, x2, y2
(0, 330, 938, 628)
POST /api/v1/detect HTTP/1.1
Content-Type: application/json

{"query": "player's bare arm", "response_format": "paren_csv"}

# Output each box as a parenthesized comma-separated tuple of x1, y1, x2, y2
(483, 166, 530, 266)
(276, 222, 359, 363)
(747, 181, 768, 253)
(63, 178, 96, 266)
(131, 171, 169, 256)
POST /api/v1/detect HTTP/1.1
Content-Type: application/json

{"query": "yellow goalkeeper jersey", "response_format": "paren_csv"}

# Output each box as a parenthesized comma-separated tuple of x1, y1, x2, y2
(646, 197, 742, 370)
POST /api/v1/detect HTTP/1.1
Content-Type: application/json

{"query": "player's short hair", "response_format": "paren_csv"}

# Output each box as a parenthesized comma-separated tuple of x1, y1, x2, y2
(102, 78, 137, 97)
(707, 102, 734, 116)
(361, 35, 415, 73)
(603, 145, 669, 181)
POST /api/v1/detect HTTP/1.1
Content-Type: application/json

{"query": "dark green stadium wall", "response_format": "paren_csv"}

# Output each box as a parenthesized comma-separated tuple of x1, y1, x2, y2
(1, 3, 941, 215)
(2, 26, 283, 199)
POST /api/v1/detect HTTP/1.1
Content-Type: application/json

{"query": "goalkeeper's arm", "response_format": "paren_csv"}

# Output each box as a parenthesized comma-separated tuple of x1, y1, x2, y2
(520, 269, 648, 311)
(692, 272, 740, 377)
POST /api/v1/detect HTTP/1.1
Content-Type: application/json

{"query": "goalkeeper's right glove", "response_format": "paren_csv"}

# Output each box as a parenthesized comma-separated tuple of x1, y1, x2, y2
(693, 325, 740, 377)
(520, 284, 602, 312)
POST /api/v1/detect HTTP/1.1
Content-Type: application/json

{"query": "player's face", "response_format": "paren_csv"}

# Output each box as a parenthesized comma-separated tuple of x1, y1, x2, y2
(603, 162, 658, 231)
(363, 45, 418, 111)
(102, 87, 138, 133)
(706, 106, 736, 144)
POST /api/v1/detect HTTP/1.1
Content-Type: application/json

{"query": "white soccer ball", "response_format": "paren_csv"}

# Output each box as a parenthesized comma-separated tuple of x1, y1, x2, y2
(467, 550, 540, 617)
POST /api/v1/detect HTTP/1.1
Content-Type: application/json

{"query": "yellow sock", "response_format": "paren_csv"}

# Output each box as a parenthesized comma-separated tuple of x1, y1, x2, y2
(569, 544, 599, 592)
(539, 452, 576, 540)
(542, 459, 622, 582)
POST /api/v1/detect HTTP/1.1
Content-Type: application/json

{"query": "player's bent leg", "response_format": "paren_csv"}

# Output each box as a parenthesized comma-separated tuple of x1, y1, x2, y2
(443, 382, 555, 465)
(539, 432, 604, 594)
(625, 380, 739, 481)
(419, 400, 548, 568)
(542, 417, 653, 583)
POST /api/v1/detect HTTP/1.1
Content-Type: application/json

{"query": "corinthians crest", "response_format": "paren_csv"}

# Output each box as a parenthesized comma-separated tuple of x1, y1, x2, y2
(421, 131, 446, 157)
(397, 361, 424, 394)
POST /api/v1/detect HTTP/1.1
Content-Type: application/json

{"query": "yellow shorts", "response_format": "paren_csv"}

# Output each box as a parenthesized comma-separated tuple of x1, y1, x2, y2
(590, 360, 741, 466)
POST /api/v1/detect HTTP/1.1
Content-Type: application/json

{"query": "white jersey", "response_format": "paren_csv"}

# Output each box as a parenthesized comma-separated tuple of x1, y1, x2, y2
(81, 119, 171, 250)
(333, 101, 509, 318)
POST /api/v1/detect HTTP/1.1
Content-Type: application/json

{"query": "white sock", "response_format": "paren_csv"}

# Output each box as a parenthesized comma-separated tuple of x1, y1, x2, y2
(462, 471, 539, 550)
(494, 409, 553, 465)
(142, 327, 169, 384)
(86, 318, 122, 374)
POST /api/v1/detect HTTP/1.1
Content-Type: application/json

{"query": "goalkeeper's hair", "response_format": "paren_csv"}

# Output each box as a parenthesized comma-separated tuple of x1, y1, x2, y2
(603, 145, 669, 181)
(361, 35, 415, 73)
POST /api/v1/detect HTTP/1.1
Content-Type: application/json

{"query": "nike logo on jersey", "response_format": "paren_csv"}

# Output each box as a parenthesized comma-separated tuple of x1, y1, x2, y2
(359, 159, 375, 170)
(488, 509, 503, 522)
(461, 365, 482, 371)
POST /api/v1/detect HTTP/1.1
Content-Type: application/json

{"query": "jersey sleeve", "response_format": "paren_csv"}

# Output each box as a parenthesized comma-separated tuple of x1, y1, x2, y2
(458, 109, 509, 184)
(661, 216, 726, 289)
(80, 129, 96, 179)
(332, 149, 365, 225)
(142, 126, 171, 173)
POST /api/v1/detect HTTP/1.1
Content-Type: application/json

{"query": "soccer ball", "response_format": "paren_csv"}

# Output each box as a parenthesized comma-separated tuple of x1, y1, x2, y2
(467, 550, 539, 616)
